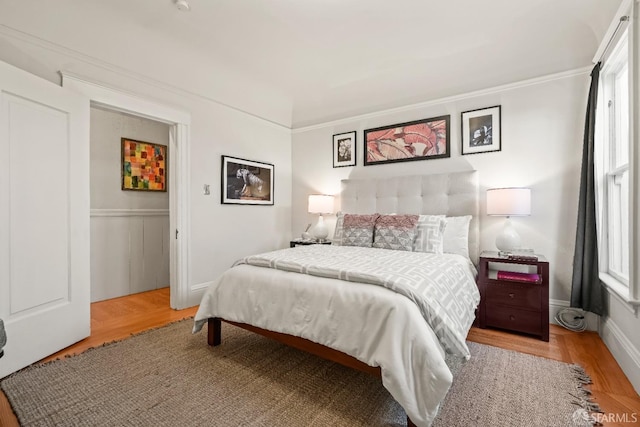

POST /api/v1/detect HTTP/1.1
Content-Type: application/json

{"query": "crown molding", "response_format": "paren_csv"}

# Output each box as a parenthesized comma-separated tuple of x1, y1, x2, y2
(0, 23, 593, 135)
(0, 24, 291, 132)
(292, 66, 592, 133)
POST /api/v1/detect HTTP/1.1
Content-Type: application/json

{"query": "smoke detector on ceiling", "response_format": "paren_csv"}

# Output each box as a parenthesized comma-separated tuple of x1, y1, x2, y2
(175, 0, 191, 12)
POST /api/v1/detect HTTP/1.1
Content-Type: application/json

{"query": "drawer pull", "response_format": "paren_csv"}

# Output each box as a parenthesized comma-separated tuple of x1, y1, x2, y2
(509, 315, 515, 321)
(508, 293, 515, 298)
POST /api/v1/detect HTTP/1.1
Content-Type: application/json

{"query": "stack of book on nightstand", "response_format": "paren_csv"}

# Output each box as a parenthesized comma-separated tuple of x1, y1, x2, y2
(496, 271, 542, 284)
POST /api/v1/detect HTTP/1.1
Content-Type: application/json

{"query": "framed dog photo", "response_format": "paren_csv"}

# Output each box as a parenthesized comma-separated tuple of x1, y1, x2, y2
(333, 131, 356, 168)
(461, 105, 501, 155)
(221, 155, 274, 205)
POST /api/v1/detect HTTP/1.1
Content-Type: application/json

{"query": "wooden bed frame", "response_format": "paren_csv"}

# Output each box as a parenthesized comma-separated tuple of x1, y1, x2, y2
(208, 317, 417, 427)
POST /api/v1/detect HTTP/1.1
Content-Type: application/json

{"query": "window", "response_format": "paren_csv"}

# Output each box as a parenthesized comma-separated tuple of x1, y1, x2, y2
(599, 30, 630, 287)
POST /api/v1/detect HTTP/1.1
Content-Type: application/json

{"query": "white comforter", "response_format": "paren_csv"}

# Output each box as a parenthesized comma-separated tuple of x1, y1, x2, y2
(193, 248, 478, 427)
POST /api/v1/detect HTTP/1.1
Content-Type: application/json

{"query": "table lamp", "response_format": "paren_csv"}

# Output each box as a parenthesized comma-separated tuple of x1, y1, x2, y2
(308, 195, 334, 242)
(486, 187, 531, 253)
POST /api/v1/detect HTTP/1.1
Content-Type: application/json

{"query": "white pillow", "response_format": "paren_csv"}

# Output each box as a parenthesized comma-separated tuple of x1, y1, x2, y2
(413, 215, 446, 253)
(443, 215, 472, 258)
(332, 212, 345, 246)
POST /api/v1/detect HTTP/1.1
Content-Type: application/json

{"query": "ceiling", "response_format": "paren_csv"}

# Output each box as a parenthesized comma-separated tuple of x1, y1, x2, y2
(0, 0, 623, 128)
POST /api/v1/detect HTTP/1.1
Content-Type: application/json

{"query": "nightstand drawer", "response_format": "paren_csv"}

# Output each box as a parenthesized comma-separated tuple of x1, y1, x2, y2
(485, 305, 541, 336)
(486, 283, 541, 310)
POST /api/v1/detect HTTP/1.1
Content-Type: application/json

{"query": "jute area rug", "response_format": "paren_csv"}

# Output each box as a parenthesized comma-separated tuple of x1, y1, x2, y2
(1, 320, 592, 427)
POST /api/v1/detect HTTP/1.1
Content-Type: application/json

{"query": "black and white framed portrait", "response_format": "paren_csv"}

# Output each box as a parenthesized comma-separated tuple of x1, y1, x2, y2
(221, 155, 274, 205)
(461, 105, 501, 155)
(333, 131, 357, 168)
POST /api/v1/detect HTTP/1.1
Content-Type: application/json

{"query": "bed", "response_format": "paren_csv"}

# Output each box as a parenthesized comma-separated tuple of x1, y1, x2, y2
(193, 171, 480, 427)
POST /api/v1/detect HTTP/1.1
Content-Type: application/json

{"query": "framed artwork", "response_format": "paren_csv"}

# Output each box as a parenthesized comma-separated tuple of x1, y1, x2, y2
(364, 115, 450, 166)
(461, 105, 501, 155)
(221, 155, 274, 205)
(333, 131, 357, 168)
(121, 138, 167, 191)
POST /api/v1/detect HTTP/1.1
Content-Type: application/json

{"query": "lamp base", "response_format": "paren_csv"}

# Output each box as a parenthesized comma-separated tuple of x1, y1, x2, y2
(313, 215, 329, 241)
(495, 218, 521, 252)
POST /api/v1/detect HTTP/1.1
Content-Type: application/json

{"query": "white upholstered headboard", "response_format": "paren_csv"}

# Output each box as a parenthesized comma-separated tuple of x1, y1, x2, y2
(340, 171, 480, 265)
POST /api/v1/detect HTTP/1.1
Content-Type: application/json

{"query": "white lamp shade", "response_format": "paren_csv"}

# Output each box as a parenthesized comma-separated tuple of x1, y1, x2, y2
(486, 188, 531, 216)
(308, 195, 335, 214)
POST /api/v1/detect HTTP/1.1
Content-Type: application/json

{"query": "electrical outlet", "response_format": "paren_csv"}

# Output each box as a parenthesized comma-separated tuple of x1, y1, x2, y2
(203, 184, 210, 195)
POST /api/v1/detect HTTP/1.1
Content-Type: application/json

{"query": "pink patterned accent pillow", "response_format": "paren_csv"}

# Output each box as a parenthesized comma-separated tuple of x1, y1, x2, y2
(342, 214, 380, 247)
(373, 214, 420, 251)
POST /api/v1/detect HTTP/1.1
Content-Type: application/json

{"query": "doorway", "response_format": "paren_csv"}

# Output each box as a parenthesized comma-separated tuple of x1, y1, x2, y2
(63, 73, 192, 310)
(89, 106, 171, 302)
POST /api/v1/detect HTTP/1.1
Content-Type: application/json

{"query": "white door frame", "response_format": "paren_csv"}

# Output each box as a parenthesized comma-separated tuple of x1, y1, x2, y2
(61, 72, 191, 309)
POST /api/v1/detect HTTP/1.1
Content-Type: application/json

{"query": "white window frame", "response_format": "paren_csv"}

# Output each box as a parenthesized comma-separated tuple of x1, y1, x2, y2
(594, 6, 640, 309)
(601, 35, 630, 287)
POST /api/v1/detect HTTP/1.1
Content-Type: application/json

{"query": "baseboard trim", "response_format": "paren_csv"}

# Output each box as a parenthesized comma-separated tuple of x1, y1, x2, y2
(190, 281, 212, 292)
(549, 299, 599, 331)
(186, 281, 211, 309)
(599, 317, 640, 394)
(90, 209, 170, 217)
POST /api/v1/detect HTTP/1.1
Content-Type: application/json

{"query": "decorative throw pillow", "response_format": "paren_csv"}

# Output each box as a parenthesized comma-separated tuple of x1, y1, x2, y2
(342, 214, 380, 247)
(332, 212, 345, 246)
(443, 215, 472, 258)
(413, 214, 446, 253)
(373, 214, 419, 251)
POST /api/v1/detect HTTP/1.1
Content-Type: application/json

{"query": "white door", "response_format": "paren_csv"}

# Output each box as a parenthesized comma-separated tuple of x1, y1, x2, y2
(0, 60, 90, 378)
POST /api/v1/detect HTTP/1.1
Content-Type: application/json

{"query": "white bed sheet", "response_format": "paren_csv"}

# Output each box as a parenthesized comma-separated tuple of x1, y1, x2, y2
(194, 255, 477, 426)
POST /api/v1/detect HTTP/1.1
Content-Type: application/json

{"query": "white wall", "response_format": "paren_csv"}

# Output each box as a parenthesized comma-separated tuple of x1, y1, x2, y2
(90, 107, 171, 302)
(0, 29, 292, 308)
(292, 71, 589, 308)
(90, 107, 170, 209)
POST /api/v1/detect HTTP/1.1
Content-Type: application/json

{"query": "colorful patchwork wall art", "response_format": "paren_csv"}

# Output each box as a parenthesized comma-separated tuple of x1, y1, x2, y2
(121, 138, 167, 191)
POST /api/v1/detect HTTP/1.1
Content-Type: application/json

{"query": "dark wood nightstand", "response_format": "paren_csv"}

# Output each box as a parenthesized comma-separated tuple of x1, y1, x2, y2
(290, 239, 332, 248)
(477, 251, 549, 341)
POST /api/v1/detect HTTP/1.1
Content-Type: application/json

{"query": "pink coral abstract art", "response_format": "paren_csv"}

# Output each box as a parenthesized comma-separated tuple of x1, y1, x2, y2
(364, 115, 450, 165)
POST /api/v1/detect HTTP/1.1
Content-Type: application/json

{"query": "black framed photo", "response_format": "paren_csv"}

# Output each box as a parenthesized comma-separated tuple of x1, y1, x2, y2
(221, 155, 274, 205)
(333, 131, 357, 168)
(364, 115, 450, 166)
(461, 105, 501, 155)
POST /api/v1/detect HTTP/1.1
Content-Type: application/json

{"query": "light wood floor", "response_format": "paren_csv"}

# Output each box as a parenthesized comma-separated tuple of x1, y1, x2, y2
(1, 288, 639, 426)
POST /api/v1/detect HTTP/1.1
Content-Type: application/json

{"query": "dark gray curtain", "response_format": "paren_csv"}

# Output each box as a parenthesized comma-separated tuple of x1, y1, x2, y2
(571, 63, 605, 316)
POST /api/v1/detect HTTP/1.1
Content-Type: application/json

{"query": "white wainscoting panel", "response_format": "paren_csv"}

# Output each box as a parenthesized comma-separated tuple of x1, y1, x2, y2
(90, 209, 169, 302)
(90, 216, 131, 301)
